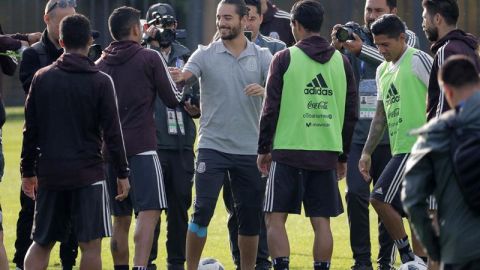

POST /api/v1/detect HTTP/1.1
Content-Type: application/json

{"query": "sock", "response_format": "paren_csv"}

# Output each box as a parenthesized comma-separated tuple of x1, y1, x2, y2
(273, 257, 289, 270)
(394, 236, 415, 263)
(314, 261, 331, 270)
(132, 267, 148, 270)
(114, 266, 129, 270)
(420, 256, 428, 264)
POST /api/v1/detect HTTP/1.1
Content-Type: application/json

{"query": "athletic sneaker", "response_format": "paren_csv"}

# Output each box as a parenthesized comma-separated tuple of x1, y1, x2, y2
(377, 265, 395, 270)
(351, 263, 373, 270)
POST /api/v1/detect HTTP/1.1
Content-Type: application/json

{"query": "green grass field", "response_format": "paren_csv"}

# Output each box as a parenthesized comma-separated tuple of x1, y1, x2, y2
(0, 107, 404, 269)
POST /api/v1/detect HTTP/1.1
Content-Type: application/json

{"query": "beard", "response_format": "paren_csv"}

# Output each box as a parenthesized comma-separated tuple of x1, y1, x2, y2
(218, 24, 242, 40)
(424, 26, 439, 42)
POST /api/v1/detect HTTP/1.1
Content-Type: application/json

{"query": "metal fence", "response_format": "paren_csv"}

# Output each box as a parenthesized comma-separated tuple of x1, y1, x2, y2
(1, 0, 480, 105)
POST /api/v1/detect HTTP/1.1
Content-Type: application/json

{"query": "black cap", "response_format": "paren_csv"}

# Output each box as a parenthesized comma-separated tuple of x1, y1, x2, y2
(146, 3, 176, 21)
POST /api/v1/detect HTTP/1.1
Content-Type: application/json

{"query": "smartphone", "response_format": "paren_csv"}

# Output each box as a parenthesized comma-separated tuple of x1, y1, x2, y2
(244, 31, 253, 41)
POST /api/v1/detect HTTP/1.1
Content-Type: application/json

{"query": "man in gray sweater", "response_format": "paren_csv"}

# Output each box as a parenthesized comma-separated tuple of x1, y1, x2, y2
(403, 55, 480, 270)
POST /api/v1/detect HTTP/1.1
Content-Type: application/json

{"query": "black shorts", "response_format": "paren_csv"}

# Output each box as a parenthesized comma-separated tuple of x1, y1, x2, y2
(107, 151, 167, 216)
(263, 161, 344, 217)
(370, 154, 410, 216)
(191, 149, 265, 236)
(32, 181, 111, 245)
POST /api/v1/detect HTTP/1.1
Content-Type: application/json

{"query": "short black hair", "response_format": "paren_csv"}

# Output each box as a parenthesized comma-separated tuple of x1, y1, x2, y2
(108, 6, 141, 41)
(371, 14, 406, 38)
(291, 0, 324, 33)
(386, 0, 397, 9)
(422, 0, 459, 26)
(245, 0, 262, 15)
(219, 0, 249, 17)
(60, 14, 91, 50)
(440, 55, 480, 88)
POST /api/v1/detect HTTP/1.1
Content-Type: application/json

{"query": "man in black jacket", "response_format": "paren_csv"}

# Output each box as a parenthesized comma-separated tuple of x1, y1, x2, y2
(15, 1, 78, 269)
(422, 0, 480, 121)
(21, 13, 130, 270)
(97, 6, 182, 270)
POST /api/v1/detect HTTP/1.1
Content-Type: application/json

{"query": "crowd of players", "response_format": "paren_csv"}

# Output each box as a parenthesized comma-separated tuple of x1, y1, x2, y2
(0, 0, 479, 270)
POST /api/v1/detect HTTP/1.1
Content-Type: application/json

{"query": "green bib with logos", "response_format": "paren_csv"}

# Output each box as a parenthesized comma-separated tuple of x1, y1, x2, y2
(273, 47, 346, 152)
(378, 47, 427, 155)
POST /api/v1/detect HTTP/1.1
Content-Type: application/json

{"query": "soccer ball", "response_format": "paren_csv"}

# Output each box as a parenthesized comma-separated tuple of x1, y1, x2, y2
(398, 260, 427, 270)
(198, 258, 225, 270)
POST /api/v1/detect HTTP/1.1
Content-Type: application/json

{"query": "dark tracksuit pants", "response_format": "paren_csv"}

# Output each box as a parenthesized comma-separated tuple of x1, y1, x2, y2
(346, 143, 395, 267)
(13, 190, 78, 269)
(149, 150, 194, 270)
(223, 176, 271, 270)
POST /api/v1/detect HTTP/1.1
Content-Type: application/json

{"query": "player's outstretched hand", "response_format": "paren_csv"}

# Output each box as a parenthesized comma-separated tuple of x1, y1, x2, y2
(22, 176, 38, 200)
(168, 67, 184, 83)
(116, 178, 130, 201)
(27, 32, 42, 45)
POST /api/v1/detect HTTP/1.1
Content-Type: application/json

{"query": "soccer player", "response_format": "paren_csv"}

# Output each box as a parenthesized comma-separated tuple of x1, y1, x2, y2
(422, 0, 480, 121)
(20, 14, 130, 270)
(330, 1, 420, 268)
(16, 1, 78, 268)
(403, 55, 480, 270)
(257, 1, 358, 269)
(358, 14, 432, 265)
(96, 6, 182, 270)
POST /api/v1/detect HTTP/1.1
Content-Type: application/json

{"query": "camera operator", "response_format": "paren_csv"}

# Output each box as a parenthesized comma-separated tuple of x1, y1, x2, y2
(15, 1, 79, 269)
(330, 1, 420, 269)
(144, 3, 199, 270)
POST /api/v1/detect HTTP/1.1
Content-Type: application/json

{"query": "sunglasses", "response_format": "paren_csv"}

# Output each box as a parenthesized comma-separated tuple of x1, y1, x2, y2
(46, 0, 77, 14)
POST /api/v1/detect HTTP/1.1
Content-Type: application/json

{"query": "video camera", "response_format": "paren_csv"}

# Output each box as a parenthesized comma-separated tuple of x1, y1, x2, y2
(335, 21, 369, 43)
(143, 11, 187, 47)
(88, 30, 102, 61)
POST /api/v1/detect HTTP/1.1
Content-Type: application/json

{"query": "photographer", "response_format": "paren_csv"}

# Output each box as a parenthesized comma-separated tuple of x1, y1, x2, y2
(330, 1, 419, 269)
(144, 3, 199, 270)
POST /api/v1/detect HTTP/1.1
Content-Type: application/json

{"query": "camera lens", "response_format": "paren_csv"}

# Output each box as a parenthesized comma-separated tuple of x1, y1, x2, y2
(335, 27, 350, 43)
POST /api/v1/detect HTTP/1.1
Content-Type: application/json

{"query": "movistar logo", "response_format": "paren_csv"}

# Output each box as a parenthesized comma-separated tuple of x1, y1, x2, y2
(384, 83, 400, 105)
(304, 73, 333, 96)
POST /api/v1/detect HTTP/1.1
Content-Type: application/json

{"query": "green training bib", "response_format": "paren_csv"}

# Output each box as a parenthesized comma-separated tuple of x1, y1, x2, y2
(378, 47, 427, 155)
(273, 47, 347, 152)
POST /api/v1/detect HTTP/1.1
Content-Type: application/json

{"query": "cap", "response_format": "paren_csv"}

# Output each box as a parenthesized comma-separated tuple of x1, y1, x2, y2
(146, 3, 176, 21)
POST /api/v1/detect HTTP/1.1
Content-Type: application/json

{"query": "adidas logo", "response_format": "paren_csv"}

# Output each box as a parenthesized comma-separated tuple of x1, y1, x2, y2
(374, 187, 383, 195)
(304, 73, 333, 96)
(384, 83, 400, 105)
